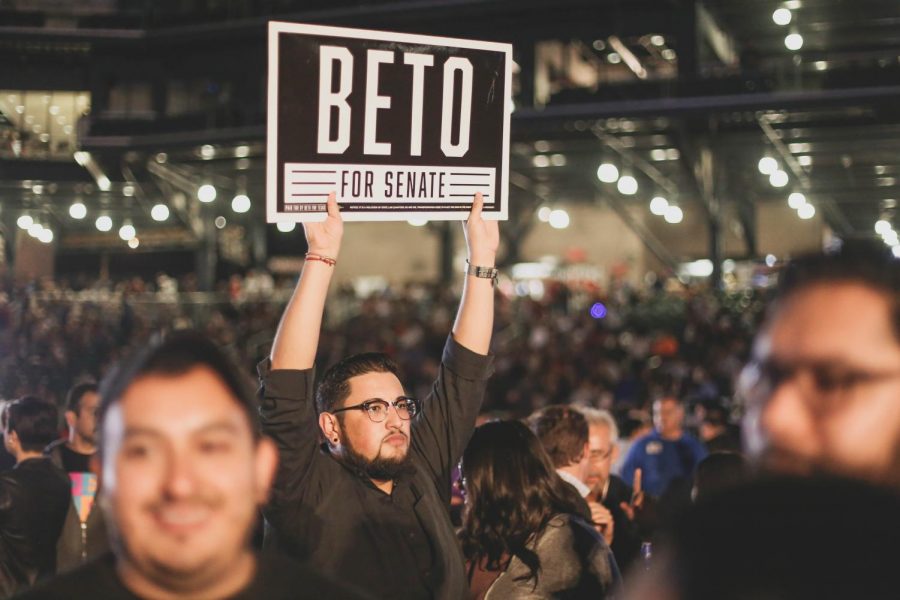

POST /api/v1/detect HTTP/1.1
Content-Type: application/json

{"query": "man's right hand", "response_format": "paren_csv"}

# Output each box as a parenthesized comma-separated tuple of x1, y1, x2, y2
(589, 500, 615, 546)
(304, 192, 344, 260)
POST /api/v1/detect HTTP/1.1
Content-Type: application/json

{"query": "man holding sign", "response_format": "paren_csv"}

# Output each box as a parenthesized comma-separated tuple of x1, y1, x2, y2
(259, 192, 498, 598)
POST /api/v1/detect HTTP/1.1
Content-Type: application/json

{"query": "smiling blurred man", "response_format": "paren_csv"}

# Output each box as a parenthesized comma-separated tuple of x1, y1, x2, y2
(20, 332, 365, 599)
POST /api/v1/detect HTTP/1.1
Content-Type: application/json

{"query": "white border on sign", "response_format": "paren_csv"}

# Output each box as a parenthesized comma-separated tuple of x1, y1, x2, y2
(266, 20, 511, 224)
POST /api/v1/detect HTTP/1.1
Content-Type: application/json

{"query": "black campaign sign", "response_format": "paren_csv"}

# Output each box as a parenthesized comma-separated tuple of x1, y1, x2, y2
(267, 22, 511, 222)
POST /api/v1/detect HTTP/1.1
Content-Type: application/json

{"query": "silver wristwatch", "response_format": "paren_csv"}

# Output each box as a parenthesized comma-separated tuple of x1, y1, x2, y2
(465, 260, 499, 285)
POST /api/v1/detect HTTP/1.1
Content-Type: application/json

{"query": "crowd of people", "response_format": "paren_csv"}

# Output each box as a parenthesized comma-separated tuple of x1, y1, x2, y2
(0, 193, 898, 598)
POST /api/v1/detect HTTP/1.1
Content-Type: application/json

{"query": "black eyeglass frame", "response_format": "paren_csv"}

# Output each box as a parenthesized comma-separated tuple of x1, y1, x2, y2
(330, 396, 419, 422)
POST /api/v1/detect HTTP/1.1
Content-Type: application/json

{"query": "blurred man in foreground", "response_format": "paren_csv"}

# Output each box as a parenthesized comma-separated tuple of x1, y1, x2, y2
(20, 332, 365, 599)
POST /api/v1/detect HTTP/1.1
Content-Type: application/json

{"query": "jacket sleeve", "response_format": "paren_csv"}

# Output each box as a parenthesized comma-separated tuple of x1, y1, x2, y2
(410, 335, 494, 501)
(257, 358, 329, 528)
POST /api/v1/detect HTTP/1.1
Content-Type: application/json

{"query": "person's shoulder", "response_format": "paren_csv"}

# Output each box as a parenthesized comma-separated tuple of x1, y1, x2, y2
(249, 553, 374, 600)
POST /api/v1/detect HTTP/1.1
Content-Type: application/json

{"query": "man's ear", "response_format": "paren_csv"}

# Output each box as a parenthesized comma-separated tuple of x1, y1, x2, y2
(64, 410, 77, 431)
(254, 437, 279, 504)
(318, 412, 341, 446)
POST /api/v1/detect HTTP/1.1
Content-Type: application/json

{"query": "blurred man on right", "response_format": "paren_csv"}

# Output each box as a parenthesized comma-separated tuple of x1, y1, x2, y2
(741, 242, 900, 489)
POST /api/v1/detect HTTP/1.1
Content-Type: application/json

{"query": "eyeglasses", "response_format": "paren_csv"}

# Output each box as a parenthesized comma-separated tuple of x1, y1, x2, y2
(330, 397, 419, 423)
(739, 358, 900, 415)
(589, 447, 614, 461)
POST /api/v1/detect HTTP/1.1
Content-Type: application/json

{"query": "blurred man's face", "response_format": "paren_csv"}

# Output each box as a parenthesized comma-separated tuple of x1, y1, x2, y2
(743, 283, 900, 487)
(653, 398, 684, 438)
(101, 367, 277, 593)
(70, 391, 99, 446)
(334, 371, 412, 481)
(587, 423, 616, 493)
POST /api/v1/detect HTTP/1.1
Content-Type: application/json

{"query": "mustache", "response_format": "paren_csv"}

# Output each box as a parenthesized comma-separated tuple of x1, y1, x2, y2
(144, 493, 225, 513)
(382, 430, 408, 443)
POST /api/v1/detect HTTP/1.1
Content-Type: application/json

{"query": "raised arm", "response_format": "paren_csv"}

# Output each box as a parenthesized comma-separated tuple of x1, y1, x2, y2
(452, 192, 500, 355)
(270, 193, 343, 369)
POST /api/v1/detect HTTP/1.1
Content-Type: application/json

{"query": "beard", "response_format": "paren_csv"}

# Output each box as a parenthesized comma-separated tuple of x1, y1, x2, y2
(341, 433, 414, 481)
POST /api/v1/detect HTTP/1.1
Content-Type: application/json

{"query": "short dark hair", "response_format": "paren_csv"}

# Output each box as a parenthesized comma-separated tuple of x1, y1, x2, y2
(3, 396, 60, 452)
(316, 352, 399, 415)
(776, 240, 900, 340)
(98, 330, 258, 448)
(66, 382, 98, 415)
(527, 405, 588, 468)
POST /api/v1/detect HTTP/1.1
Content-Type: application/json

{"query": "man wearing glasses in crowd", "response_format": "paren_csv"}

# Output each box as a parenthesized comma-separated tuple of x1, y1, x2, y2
(259, 193, 498, 599)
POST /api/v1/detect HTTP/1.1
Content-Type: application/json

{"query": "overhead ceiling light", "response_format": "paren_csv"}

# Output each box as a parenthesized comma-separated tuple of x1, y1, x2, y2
(532, 155, 550, 168)
(661, 49, 676, 61)
(534, 140, 550, 153)
(537, 206, 552, 222)
(893, 246, 900, 258)
(151, 203, 170, 221)
(235, 145, 250, 158)
(814, 61, 828, 71)
(875, 219, 892, 235)
(122, 184, 135, 197)
(650, 35, 665, 47)
(119, 222, 136, 241)
(665, 148, 680, 160)
(215, 216, 227, 229)
(784, 33, 804, 51)
(650, 196, 669, 215)
(69, 202, 87, 219)
(276, 221, 296, 233)
(200, 144, 215, 160)
(769, 170, 790, 187)
(607, 52, 622, 64)
(96, 215, 113, 232)
(788, 143, 811, 153)
(617, 175, 638, 195)
(407, 216, 429, 226)
(16, 215, 33, 229)
(198, 184, 217, 202)
(788, 192, 807, 209)
(664, 205, 684, 224)
(758, 157, 778, 175)
(548, 209, 570, 229)
(28, 223, 44, 238)
(772, 8, 792, 26)
(597, 163, 619, 183)
(550, 154, 567, 167)
(231, 194, 251, 213)
(797, 203, 816, 219)
(38, 228, 53, 244)
(128, 237, 140, 249)
(797, 155, 813, 167)
(97, 175, 111, 191)
(650, 148, 667, 161)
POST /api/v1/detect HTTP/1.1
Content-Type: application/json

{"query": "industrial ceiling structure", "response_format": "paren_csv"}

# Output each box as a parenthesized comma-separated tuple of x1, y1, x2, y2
(1, 0, 899, 286)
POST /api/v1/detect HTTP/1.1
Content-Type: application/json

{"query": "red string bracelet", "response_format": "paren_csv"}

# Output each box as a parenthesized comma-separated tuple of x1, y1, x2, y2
(304, 253, 337, 267)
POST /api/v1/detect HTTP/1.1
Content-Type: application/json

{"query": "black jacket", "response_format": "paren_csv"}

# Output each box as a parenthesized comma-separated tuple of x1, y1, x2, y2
(600, 474, 643, 574)
(43, 441, 109, 574)
(259, 336, 493, 600)
(0, 458, 70, 597)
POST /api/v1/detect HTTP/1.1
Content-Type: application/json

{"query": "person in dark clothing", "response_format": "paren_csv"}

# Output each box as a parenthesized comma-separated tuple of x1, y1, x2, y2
(44, 382, 109, 573)
(698, 405, 741, 454)
(528, 405, 615, 544)
(259, 193, 498, 599)
(691, 452, 749, 503)
(21, 332, 366, 600)
(0, 397, 70, 597)
(582, 408, 643, 575)
(460, 420, 619, 599)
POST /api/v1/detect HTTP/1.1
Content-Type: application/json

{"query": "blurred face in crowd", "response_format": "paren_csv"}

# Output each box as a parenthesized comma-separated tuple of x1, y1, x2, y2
(653, 398, 684, 439)
(743, 282, 900, 488)
(101, 367, 277, 595)
(68, 391, 99, 446)
(587, 422, 617, 493)
(328, 371, 412, 480)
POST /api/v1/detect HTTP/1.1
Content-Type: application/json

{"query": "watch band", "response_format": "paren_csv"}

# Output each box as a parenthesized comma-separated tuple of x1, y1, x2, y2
(465, 260, 499, 285)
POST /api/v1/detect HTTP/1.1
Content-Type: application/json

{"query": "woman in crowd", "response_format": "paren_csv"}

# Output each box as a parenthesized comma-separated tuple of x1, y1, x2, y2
(459, 420, 620, 599)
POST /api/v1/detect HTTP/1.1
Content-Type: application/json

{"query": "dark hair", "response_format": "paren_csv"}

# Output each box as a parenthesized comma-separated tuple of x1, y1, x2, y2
(316, 352, 399, 414)
(702, 405, 728, 428)
(693, 452, 749, 502)
(527, 405, 588, 468)
(66, 382, 98, 415)
(98, 330, 258, 447)
(776, 240, 900, 340)
(460, 420, 585, 586)
(3, 396, 60, 452)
